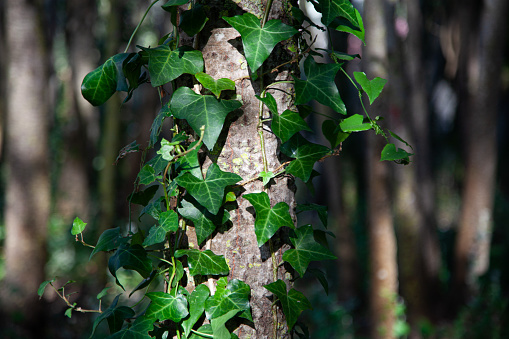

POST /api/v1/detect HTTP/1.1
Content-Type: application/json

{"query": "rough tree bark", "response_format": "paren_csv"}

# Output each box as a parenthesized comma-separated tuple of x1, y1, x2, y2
(364, 0, 399, 337)
(454, 0, 509, 302)
(0, 0, 50, 337)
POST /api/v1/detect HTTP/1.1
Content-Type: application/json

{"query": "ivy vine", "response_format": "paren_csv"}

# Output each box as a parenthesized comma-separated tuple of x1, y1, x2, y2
(39, 0, 413, 338)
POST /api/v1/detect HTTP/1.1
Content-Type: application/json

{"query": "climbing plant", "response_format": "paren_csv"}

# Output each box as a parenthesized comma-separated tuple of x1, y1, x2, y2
(39, 0, 412, 338)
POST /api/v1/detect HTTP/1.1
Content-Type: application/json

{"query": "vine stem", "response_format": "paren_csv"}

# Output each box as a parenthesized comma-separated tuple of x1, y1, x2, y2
(124, 0, 160, 53)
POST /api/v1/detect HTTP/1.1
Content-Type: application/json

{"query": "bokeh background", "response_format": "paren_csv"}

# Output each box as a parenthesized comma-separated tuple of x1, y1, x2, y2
(1, 0, 508, 338)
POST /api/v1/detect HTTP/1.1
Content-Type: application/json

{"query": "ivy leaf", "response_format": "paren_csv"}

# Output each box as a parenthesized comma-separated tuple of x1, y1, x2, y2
(297, 203, 328, 228)
(178, 196, 230, 246)
(223, 13, 298, 73)
(322, 120, 349, 148)
(175, 140, 202, 179)
(259, 171, 275, 186)
(280, 134, 331, 182)
(175, 163, 242, 215)
(273, 109, 312, 143)
(211, 309, 241, 339)
(306, 268, 329, 295)
(128, 186, 159, 207)
(139, 196, 163, 221)
(162, 0, 189, 9)
(318, 0, 365, 42)
(339, 114, 372, 132)
(81, 53, 129, 106)
(140, 45, 203, 87)
(142, 210, 179, 247)
(243, 192, 294, 247)
(389, 130, 413, 150)
(380, 143, 413, 163)
(182, 284, 210, 337)
(282, 225, 337, 276)
(90, 295, 136, 338)
(38, 279, 55, 299)
(195, 72, 235, 98)
(330, 7, 365, 43)
(129, 270, 157, 297)
(353, 71, 387, 105)
(256, 92, 278, 114)
(293, 56, 346, 114)
(71, 217, 87, 235)
(145, 291, 189, 323)
(170, 87, 242, 150)
(137, 164, 159, 185)
(180, 4, 209, 36)
(175, 249, 229, 276)
(205, 278, 252, 322)
(108, 244, 153, 290)
(90, 228, 129, 260)
(106, 316, 153, 339)
(264, 280, 312, 330)
(316, 48, 360, 61)
(149, 109, 167, 148)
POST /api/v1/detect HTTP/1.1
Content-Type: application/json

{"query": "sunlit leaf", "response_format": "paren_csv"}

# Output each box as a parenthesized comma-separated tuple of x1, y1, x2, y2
(380, 143, 413, 163)
(71, 217, 87, 235)
(353, 71, 387, 105)
(175, 249, 229, 276)
(182, 284, 210, 337)
(195, 72, 235, 98)
(205, 278, 252, 322)
(318, 0, 365, 42)
(142, 210, 179, 247)
(90, 228, 129, 260)
(145, 291, 189, 322)
(339, 114, 372, 132)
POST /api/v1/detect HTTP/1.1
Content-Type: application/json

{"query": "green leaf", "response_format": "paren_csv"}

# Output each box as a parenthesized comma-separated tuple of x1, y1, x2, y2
(223, 13, 298, 73)
(175, 140, 203, 179)
(330, 7, 365, 43)
(145, 291, 189, 322)
(149, 109, 167, 148)
(280, 134, 331, 182)
(90, 228, 129, 260)
(180, 4, 209, 36)
(97, 286, 112, 299)
(380, 143, 413, 163)
(307, 268, 329, 295)
(256, 92, 278, 114)
(293, 56, 346, 114)
(142, 210, 179, 247)
(264, 280, 312, 330)
(243, 192, 294, 247)
(175, 163, 241, 215)
(205, 278, 252, 321)
(282, 225, 337, 276)
(195, 72, 235, 98)
(65, 307, 73, 318)
(317, 49, 360, 61)
(273, 109, 312, 143)
(140, 45, 203, 87)
(137, 164, 159, 185)
(297, 203, 328, 228)
(162, 0, 189, 8)
(156, 138, 177, 161)
(175, 249, 229, 276)
(108, 244, 153, 290)
(81, 53, 129, 106)
(259, 171, 275, 186)
(178, 196, 230, 246)
(389, 130, 413, 150)
(128, 186, 159, 207)
(170, 87, 242, 150)
(106, 316, 153, 339)
(189, 325, 213, 339)
(139, 196, 163, 221)
(353, 71, 387, 105)
(71, 217, 87, 235)
(339, 114, 372, 132)
(318, 0, 365, 42)
(322, 120, 349, 148)
(38, 279, 55, 299)
(211, 309, 241, 339)
(182, 284, 210, 337)
(90, 295, 136, 338)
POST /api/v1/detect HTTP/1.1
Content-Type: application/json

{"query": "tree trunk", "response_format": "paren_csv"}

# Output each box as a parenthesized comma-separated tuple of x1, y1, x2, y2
(454, 0, 508, 302)
(364, 0, 399, 337)
(189, 2, 297, 337)
(1, 0, 50, 336)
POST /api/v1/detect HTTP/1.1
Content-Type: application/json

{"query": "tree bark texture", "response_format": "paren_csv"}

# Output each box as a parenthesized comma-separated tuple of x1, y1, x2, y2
(1, 0, 50, 336)
(454, 0, 509, 301)
(182, 2, 297, 337)
(364, 0, 399, 337)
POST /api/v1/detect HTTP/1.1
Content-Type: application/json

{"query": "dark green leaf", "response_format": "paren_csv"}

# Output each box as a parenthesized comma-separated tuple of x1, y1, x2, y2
(71, 217, 87, 235)
(115, 141, 140, 164)
(280, 134, 331, 182)
(162, 0, 189, 9)
(38, 279, 55, 299)
(175, 249, 229, 276)
(330, 8, 365, 43)
(170, 87, 242, 150)
(175, 140, 203, 179)
(97, 286, 112, 299)
(243, 192, 294, 247)
(90, 228, 129, 260)
(141, 45, 203, 87)
(128, 186, 159, 207)
(108, 244, 153, 290)
(297, 203, 328, 228)
(322, 120, 349, 148)
(264, 280, 312, 330)
(389, 130, 413, 150)
(293, 56, 346, 114)
(306, 268, 329, 295)
(205, 278, 252, 321)
(90, 295, 128, 338)
(273, 109, 312, 143)
(223, 13, 298, 73)
(106, 316, 153, 339)
(81, 53, 129, 106)
(178, 196, 230, 246)
(256, 92, 278, 114)
(353, 71, 387, 105)
(339, 114, 372, 132)
(137, 164, 159, 185)
(145, 291, 189, 322)
(380, 143, 413, 162)
(196, 72, 235, 98)
(180, 4, 209, 36)
(149, 109, 167, 148)
(318, 0, 364, 42)
(146, 155, 168, 176)
(282, 225, 337, 276)
(316, 48, 360, 61)
(142, 210, 179, 246)
(139, 196, 163, 221)
(182, 284, 210, 337)
(175, 163, 241, 215)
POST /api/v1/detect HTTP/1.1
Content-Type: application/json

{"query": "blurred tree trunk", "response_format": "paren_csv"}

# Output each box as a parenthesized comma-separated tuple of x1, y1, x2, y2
(364, 0, 398, 337)
(0, 0, 50, 337)
(454, 0, 509, 302)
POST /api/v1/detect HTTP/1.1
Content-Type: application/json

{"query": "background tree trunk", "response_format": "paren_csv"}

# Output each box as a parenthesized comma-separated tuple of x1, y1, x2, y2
(364, 0, 399, 337)
(0, 0, 50, 336)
